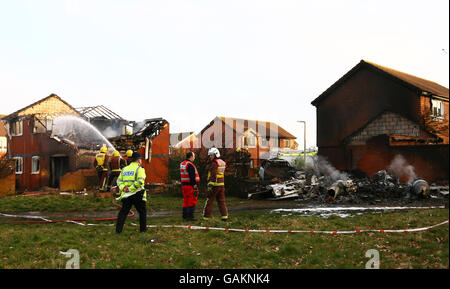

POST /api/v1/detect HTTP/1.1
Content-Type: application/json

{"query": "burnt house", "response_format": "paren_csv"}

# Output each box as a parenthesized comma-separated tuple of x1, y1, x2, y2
(311, 60, 449, 183)
(76, 105, 133, 138)
(109, 118, 170, 184)
(1, 94, 84, 190)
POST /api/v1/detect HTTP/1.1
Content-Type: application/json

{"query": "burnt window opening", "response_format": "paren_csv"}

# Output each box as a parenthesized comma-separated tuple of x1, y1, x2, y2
(32, 156, 40, 174)
(10, 120, 23, 136)
(14, 157, 23, 174)
(431, 99, 444, 120)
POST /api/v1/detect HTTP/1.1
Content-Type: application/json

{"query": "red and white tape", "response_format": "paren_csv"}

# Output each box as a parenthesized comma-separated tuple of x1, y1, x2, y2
(2, 212, 448, 234)
(140, 220, 449, 234)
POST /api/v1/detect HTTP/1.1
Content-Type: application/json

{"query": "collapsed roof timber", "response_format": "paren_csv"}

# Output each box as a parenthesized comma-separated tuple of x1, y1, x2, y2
(108, 118, 169, 151)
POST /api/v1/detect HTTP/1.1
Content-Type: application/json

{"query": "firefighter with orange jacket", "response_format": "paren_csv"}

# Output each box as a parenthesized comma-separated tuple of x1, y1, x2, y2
(108, 150, 127, 190)
(202, 148, 228, 221)
(93, 146, 110, 192)
(180, 151, 200, 221)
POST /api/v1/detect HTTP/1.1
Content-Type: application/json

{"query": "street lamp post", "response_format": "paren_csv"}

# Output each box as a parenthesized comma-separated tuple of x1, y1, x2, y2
(297, 121, 306, 164)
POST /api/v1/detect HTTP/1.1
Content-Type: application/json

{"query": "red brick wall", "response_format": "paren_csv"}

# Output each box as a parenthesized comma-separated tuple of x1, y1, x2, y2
(139, 123, 170, 184)
(316, 66, 421, 147)
(357, 135, 448, 183)
(8, 118, 77, 191)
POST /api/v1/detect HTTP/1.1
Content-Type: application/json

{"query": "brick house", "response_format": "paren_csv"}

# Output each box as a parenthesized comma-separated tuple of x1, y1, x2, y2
(0, 115, 7, 158)
(173, 116, 298, 176)
(1, 94, 83, 190)
(311, 60, 449, 183)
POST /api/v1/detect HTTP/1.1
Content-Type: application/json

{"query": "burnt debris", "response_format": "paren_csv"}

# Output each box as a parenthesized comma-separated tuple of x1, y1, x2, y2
(249, 163, 447, 204)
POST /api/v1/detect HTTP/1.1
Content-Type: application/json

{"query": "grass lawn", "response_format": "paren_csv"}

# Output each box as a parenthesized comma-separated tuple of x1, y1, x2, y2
(0, 205, 448, 269)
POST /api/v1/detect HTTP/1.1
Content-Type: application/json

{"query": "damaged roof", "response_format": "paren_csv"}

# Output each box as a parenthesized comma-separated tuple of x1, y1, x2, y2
(76, 105, 125, 120)
(1, 94, 81, 121)
(311, 60, 449, 106)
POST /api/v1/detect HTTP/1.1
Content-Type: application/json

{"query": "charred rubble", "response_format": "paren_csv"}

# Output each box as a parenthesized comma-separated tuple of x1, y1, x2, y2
(248, 159, 448, 204)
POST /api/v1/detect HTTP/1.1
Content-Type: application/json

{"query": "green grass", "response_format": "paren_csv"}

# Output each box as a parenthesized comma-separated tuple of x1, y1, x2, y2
(0, 208, 448, 269)
(0, 190, 274, 213)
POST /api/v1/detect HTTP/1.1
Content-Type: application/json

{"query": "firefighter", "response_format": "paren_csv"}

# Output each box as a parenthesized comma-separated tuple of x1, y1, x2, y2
(93, 146, 109, 192)
(108, 150, 127, 190)
(234, 147, 242, 177)
(115, 152, 148, 234)
(180, 151, 200, 221)
(203, 147, 228, 221)
(241, 147, 251, 178)
(124, 149, 133, 166)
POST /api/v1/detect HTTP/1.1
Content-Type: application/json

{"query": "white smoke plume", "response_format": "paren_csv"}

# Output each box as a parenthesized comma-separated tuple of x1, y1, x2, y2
(101, 127, 121, 138)
(388, 154, 416, 184)
(309, 155, 349, 182)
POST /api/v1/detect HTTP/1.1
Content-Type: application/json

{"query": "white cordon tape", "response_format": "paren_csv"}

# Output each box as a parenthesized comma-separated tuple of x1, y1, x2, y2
(2, 212, 448, 234)
(138, 220, 449, 234)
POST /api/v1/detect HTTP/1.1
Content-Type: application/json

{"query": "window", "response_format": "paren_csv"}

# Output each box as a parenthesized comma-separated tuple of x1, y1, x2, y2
(431, 99, 444, 119)
(0, 137, 6, 152)
(244, 136, 256, 148)
(10, 120, 23, 136)
(32, 156, 40, 174)
(14, 157, 23, 174)
(260, 137, 269, 148)
(283, 139, 290, 148)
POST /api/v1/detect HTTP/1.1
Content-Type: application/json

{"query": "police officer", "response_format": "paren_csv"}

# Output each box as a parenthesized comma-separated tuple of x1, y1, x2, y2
(115, 152, 148, 234)
(203, 148, 229, 221)
(180, 151, 200, 221)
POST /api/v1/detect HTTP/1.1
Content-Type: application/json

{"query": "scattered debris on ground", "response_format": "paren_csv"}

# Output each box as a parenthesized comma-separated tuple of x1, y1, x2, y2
(248, 157, 448, 205)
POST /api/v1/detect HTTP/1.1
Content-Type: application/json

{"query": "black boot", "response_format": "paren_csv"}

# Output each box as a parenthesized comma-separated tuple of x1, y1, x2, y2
(187, 206, 197, 221)
(182, 207, 188, 220)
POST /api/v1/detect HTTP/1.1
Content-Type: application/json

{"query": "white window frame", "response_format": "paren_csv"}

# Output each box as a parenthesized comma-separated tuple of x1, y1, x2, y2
(260, 137, 269, 148)
(0, 137, 7, 151)
(11, 120, 23, 136)
(32, 156, 40, 174)
(431, 99, 444, 120)
(14, 157, 23, 174)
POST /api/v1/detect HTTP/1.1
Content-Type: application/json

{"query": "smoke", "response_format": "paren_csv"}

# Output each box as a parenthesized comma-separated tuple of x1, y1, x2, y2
(388, 154, 416, 184)
(308, 155, 349, 182)
(101, 127, 121, 138)
(51, 115, 115, 149)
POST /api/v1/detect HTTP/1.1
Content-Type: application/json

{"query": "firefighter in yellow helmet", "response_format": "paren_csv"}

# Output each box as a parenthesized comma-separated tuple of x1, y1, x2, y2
(115, 152, 148, 233)
(107, 150, 127, 190)
(124, 149, 133, 166)
(93, 146, 109, 192)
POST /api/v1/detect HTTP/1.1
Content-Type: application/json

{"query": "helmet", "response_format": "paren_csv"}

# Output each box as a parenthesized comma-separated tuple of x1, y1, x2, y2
(113, 150, 120, 157)
(208, 147, 220, 158)
(100, 146, 107, 153)
(126, 150, 133, 157)
(236, 147, 241, 152)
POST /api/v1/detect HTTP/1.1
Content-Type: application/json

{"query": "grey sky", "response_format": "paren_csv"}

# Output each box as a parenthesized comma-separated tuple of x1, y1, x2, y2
(1, 0, 448, 148)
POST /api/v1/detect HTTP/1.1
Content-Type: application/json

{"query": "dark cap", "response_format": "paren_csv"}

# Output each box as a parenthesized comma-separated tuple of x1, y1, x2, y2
(131, 152, 142, 161)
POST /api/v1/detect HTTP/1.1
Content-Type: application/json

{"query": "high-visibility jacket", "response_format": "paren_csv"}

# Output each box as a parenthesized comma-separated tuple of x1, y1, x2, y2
(94, 153, 108, 171)
(116, 162, 147, 201)
(180, 160, 200, 185)
(207, 158, 226, 187)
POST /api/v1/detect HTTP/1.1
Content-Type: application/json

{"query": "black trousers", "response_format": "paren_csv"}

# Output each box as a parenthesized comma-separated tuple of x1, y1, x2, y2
(115, 190, 147, 233)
